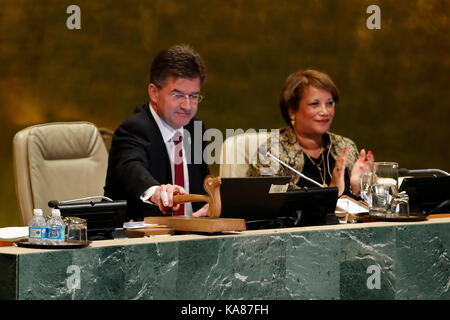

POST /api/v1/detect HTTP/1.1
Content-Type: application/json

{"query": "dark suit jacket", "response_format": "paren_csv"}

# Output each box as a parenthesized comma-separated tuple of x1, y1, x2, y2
(104, 103, 210, 220)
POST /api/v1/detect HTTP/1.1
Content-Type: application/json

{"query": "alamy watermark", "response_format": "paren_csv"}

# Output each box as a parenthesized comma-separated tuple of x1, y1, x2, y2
(366, 5, 381, 30)
(174, 122, 280, 174)
(66, 5, 81, 30)
(67, 4, 380, 31)
(366, 264, 381, 290)
(62, 3, 379, 169)
(66, 265, 81, 290)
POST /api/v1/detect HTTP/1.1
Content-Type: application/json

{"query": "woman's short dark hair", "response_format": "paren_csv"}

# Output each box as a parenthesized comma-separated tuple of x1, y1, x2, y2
(150, 44, 206, 87)
(279, 69, 340, 127)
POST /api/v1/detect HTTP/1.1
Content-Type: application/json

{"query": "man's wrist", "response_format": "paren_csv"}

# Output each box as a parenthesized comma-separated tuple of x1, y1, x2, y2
(140, 185, 159, 205)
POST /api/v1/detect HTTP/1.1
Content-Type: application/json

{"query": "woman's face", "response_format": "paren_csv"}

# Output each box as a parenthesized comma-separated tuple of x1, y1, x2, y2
(291, 85, 335, 138)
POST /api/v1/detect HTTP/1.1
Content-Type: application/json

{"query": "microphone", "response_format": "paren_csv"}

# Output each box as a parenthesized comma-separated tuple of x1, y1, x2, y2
(48, 196, 113, 208)
(399, 168, 450, 176)
(265, 151, 324, 188)
(48, 200, 60, 208)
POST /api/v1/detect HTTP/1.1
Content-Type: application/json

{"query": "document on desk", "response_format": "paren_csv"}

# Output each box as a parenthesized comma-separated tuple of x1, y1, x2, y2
(336, 196, 368, 214)
(0, 226, 29, 240)
(123, 221, 165, 229)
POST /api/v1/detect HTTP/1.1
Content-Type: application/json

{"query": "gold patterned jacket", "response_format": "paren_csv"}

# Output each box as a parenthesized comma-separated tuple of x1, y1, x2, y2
(246, 126, 359, 190)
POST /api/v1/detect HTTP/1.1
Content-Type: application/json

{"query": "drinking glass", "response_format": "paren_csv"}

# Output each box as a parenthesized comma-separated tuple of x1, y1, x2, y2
(360, 162, 399, 217)
(391, 192, 410, 216)
(66, 217, 88, 244)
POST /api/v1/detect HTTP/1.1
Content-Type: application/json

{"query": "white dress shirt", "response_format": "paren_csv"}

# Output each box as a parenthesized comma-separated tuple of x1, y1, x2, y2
(140, 103, 193, 216)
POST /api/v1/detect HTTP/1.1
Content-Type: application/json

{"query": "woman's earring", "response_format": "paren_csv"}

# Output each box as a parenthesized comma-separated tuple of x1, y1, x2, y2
(290, 114, 295, 126)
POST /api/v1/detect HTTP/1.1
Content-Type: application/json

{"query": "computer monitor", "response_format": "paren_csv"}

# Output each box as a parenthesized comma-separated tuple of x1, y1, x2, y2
(399, 176, 450, 214)
(219, 176, 291, 229)
(280, 187, 339, 227)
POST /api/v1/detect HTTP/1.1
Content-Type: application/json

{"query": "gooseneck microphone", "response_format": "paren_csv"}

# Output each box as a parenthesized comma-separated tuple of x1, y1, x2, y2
(48, 196, 113, 208)
(398, 168, 450, 176)
(265, 151, 324, 188)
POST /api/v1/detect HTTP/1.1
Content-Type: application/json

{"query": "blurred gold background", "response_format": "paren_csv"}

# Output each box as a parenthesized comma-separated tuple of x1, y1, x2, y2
(1, 0, 449, 227)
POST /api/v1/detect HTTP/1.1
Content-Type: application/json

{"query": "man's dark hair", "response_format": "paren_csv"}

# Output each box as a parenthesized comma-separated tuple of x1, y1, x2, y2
(150, 44, 206, 87)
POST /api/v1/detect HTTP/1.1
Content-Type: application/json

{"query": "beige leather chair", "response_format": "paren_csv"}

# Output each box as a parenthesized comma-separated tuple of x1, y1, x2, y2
(219, 131, 269, 177)
(13, 122, 109, 226)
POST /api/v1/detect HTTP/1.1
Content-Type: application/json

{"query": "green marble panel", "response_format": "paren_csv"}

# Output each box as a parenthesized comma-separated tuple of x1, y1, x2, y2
(65, 246, 115, 299)
(122, 241, 179, 300)
(18, 250, 73, 300)
(176, 237, 234, 300)
(394, 223, 450, 300)
(280, 230, 340, 300)
(74, 245, 127, 299)
(340, 226, 396, 300)
(16, 242, 180, 300)
(0, 254, 17, 300)
(17, 246, 127, 300)
(229, 234, 286, 300)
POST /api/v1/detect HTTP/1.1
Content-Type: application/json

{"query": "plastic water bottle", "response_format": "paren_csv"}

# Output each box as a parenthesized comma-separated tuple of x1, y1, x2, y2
(28, 209, 47, 244)
(46, 209, 65, 245)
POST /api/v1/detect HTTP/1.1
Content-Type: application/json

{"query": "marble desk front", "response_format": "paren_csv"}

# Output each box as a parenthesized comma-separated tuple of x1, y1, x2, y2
(0, 218, 449, 300)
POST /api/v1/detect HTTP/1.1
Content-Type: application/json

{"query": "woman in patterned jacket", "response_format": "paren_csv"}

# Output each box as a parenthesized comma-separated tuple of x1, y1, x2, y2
(247, 69, 374, 197)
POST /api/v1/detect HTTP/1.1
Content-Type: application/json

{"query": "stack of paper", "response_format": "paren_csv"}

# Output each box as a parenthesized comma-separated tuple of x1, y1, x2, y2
(0, 227, 29, 240)
(123, 221, 160, 229)
(336, 197, 368, 214)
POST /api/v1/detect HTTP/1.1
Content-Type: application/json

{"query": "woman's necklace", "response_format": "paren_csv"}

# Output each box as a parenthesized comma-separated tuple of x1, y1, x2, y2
(304, 148, 328, 187)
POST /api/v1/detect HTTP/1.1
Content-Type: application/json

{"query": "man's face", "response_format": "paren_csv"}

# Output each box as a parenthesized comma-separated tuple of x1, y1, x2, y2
(148, 76, 201, 129)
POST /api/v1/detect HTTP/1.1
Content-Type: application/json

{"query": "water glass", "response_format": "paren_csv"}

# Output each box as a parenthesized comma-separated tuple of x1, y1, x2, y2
(361, 162, 399, 217)
(391, 192, 410, 216)
(66, 217, 87, 244)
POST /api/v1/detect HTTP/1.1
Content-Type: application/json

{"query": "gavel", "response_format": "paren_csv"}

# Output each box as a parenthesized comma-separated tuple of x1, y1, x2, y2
(172, 175, 222, 218)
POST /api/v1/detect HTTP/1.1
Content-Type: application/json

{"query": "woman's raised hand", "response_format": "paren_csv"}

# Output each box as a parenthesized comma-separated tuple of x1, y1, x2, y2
(330, 147, 348, 196)
(349, 149, 374, 196)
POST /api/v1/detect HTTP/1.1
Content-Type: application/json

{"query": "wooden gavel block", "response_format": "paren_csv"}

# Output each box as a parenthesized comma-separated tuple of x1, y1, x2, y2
(144, 175, 246, 233)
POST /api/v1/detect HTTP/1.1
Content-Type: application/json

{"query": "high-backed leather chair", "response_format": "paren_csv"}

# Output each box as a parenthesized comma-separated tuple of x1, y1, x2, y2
(219, 131, 269, 177)
(13, 122, 109, 226)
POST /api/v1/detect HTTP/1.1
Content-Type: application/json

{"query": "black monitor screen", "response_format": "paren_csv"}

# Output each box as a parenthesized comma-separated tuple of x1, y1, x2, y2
(399, 176, 450, 214)
(280, 187, 339, 227)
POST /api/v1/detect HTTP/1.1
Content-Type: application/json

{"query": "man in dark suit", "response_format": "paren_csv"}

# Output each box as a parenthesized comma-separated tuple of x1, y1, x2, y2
(104, 45, 210, 221)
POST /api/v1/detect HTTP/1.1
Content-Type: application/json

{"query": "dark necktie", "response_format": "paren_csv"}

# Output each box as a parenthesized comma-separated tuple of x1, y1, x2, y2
(173, 134, 184, 216)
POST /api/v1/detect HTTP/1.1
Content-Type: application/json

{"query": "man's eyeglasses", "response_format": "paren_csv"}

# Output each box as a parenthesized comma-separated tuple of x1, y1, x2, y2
(169, 92, 204, 104)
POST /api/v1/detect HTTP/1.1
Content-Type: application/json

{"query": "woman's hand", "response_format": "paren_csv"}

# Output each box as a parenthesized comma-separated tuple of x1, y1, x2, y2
(330, 147, 348, 197)
(349, 149, 374, 196)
